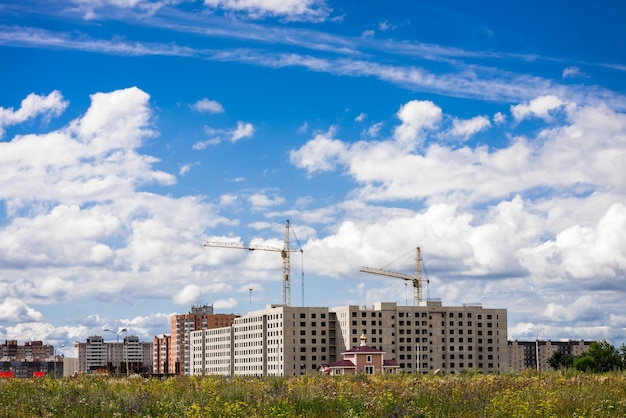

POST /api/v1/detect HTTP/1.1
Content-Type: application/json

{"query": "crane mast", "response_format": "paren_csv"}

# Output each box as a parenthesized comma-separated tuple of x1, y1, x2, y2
(204, 220, 300, 306)
(360, 247, 427, 306)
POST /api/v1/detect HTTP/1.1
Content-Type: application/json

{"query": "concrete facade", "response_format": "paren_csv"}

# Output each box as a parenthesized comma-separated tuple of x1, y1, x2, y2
(188, 300, 508, 376)
(332, 300, 508, 374)
(507, 340, 592, 372)
(75, 335, 152, 374)
(169, 304, 239, 375)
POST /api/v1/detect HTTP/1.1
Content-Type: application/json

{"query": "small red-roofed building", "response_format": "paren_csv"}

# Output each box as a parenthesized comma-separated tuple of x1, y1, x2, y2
(325, 334, 400, 375)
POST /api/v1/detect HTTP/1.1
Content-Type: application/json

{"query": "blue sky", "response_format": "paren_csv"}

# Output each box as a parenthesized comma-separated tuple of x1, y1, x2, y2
(1, 0, 625, 355)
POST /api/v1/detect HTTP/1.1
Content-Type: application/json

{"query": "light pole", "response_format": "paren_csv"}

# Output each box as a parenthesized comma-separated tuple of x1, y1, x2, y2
(54, 344, 65, 377)
(123, 328, 129, 376)
(535, 328, 544, 373)
(103, 327, 127, 376)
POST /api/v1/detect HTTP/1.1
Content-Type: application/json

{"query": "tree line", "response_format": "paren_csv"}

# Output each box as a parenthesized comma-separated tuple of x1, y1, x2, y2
(548, 340, 626, 372)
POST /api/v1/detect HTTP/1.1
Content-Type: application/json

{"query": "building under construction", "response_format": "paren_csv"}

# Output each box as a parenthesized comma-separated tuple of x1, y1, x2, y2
(189, 300, 508, 376)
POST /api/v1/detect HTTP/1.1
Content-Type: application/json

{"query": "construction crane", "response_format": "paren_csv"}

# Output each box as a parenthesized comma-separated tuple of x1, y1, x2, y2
(359, 247, 428, 306)
(203, 220, 302, 306)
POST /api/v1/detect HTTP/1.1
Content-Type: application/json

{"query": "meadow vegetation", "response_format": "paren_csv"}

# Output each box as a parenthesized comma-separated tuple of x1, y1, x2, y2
(1, 371, 626, 417)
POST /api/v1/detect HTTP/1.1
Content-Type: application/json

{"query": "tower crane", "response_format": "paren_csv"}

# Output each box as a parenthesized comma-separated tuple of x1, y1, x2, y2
(359, 247, 428, 306)
(203, 220, 302, 306)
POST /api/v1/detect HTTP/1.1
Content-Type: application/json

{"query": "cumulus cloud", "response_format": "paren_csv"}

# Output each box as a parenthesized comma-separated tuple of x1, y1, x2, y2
(493, 112, 506, 124)
(192, 120, 255, 147)
(0, 298, 43, 322)
(511, 95, 565, 121)
(0, 90, 68, 138)
(247, 192, 285, 208)
(354, 112, 367, 122)
(0, 87, 233, 318)
(445, 115, 491, 141)
(289, 127, 348, 175)
(231, 121, 254, 142)
(174, 284, 201, 305)
(191, 98, 225, 113)
(393, 100, 442, 146)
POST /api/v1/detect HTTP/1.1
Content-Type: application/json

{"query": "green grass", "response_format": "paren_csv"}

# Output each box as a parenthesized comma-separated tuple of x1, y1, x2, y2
(1, 371, 625, 417)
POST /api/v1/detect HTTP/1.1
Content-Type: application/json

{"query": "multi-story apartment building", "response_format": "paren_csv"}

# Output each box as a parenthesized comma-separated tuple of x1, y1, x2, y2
(190, 327, 233, 376)
(189, 300, 508, 376)
(190, 304, 334, 377)
(507, 340, 592, 372)
(75, 335, 152, 374)
(332, 300, 508, 374)
(1, 340, 54, 361)
(170, 304, 239, 375)
(152, 334, 171, 374)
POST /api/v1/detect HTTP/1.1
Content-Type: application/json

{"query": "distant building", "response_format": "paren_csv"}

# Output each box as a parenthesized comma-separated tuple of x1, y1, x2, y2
(1, 340, 54, 361)
(507, 340, 593, 372)
(1, 340, 62, 378)
(152, 335, 171, 374)
(169, 304, 239, 375)
(189, 300, 508, 377)
(75, 335, 152, 374)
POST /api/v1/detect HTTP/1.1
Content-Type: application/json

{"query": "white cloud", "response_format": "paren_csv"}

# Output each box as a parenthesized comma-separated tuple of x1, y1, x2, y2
(562, 66, 587, 79)
(0, 90, 68, 138)
(289, 127, 348, 175)
(231, 121, 254, 142)
(179, 162, 199, 176)
(363, 122, 383, 138)
(0, 298, 43, 322)
(220, 193, 238, 206)
(355, 112, 367, 122)
(378, 20, 396, 31)
(446, 115, 491, 141)
(247, 192, 285, 208)
(190, 98, 225, 113)
(214, 297, 237, 309)
(511, 95, 565, 121)
(0, 87, 176, 213)
(493, 112, 506, 124)
(203, 0, 331, 22)
(393, 100, 442, 146)
(174, 284, 201, 305)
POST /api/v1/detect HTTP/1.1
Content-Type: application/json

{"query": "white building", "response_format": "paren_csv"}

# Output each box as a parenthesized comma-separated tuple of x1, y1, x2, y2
(75, 335, 153, 374)
(188, 300, 508, 377)
(332, 300, 508, 374)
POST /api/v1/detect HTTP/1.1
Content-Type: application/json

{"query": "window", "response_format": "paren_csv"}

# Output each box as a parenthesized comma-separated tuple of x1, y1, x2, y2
(366, 355, 372, 363)
(365, 366, 374, 374)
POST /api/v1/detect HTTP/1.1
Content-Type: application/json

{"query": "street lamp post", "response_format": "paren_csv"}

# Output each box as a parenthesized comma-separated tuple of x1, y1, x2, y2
(103, 327, 127, 376)
(535, 328, 544, 373)
(123, 328, 129, 376)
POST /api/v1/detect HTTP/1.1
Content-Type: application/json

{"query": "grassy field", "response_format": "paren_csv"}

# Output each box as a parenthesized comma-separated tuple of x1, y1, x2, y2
(1, 371, 625, 417)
